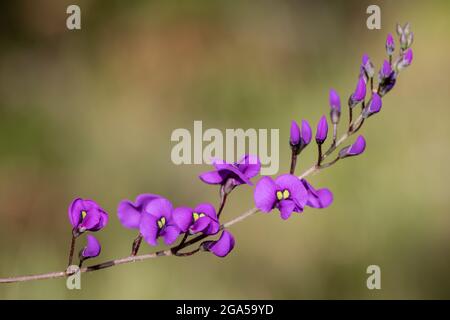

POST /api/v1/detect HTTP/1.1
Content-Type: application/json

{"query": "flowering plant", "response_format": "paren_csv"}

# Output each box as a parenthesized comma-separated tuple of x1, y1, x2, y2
(0, 23, 414, 284)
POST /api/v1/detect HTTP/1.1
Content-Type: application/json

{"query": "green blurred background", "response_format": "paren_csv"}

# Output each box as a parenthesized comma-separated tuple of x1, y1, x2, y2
(0, 0, 449, 299)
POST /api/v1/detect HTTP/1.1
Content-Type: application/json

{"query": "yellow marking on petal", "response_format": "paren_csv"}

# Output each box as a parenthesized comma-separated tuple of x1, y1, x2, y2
(81, 210, 87, 219)
(157, 217, 166, 229)
(199, 213, 205, 218)
(193, 212, 199, 221)
(276, 191, 283, 201)
(283, 189, 290, 199)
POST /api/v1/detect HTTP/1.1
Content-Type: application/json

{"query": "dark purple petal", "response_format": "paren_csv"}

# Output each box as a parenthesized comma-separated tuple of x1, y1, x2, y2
(144, 198, 173, 220)
(206, 230, 235, 258)
(290, 120, 301, 145)
(161, 225, 180, 245)
(254, 176, 277, 212)
(204, 219, 220, 235)
(301, 120, 312, 145)
(172, 206, 193, 232)
(81, 235, 101, 258)
(139, 213, 159, 246)
(363, 93, 382, 118)
(315, 115, 328, 144)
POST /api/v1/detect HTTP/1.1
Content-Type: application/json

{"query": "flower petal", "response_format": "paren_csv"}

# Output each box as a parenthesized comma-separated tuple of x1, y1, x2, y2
(79, 209, 101, 231)
(117, 200, 142, 229)
(195, 203, 217, 220)
(199, 170, 225, 185)
(307, 188, 333, 209)
(144, 198, 173, 220)
(139, 213, 159, 246)
(206, 230, 235, 258)
(161, 225, 180, 245)
(172, 206, 193, 232)
(236, 154, 261, 179)
(82, 235, 101, 258)
(275, 174, 308, 209)
(68, 198, 83, 228)
(278, 199, 297, 220)
(254, 176, 277, 212)
(190, 216, 211, 234)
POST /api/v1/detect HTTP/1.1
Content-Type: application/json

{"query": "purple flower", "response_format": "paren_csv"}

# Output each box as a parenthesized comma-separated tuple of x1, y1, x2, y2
(81, 235, 101, 259)
(199, 155, 261, 191)
(301, 179, 333, 209)
(139, 198, 180, 246)
(339, 135, 366, 158)
(386, 33, 395, 55)
(315, 115, 328, 145)
(117, 194, 161, 229)
(349, 77, 367, 107)
(203, 230, 235, 257)
(329, 89, 341, 124)
(173, 203, 220, 236)
(363, 93, 382, 118)
(254, 174, 308, 220)
(68, 198, 108, 235)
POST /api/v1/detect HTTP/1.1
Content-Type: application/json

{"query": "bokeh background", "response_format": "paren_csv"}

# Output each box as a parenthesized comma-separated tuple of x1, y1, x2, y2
(0, 0, 449, 299)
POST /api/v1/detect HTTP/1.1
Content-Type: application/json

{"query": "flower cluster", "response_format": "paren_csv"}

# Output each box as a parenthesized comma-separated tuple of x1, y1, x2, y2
(63, 23, 413, 269)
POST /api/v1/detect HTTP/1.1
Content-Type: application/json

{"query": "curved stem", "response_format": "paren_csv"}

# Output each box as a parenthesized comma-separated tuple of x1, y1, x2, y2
(67, 234, 77, 267)
(0, 117, 363, 284)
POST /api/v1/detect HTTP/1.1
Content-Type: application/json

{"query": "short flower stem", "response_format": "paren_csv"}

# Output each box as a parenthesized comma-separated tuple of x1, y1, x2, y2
(348, 107, 353, 127)
(67, 233, 77, 267)
(131, 233, 143, 256)
(317, 144, 323, 166)
(217, 193, 228, 219)
(289, 151, 298, 174)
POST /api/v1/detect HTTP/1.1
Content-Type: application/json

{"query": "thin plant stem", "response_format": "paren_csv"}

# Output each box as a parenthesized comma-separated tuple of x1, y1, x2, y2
(67, 234, 77, 267)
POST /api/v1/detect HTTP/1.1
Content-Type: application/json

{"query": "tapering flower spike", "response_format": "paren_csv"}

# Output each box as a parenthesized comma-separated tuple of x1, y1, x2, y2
(203, 230, 235, 257)
(68, 198, 108, 236)
(139, 198, 180, 246)
(386, 33, 395, 55)
(349, 76, 367, 107)
(80, 235, 101, 259)
(173, 203, 220, 236)
(117, 194, 161, 229)
(199, 154, 261, 194)
(363, 93, 382, 118)
(254, 174, 308, 220)
(329, 89, 341, 124)
(339, 135, 366, 159)
(315, 115, 328, 145)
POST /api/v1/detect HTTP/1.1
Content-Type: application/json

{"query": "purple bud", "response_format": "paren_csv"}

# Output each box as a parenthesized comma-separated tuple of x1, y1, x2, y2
(290, 120, 300, 146)
(386, 33, 395, 55)
(362, 93, 382, 118)
(80, 235, 101, 259)
(339, 135, 366, 158)
(404, 48, 413, 65)
(379, 60, 393, 81)
(349, 77, 367, 108)
(315, 115, 328, 144)
(361, 54, 375, 78)
(301, 120, 312, 145)
(203, 230, 235, 257)
(329, 89, 341, 124)
(407, 32, 414, 48)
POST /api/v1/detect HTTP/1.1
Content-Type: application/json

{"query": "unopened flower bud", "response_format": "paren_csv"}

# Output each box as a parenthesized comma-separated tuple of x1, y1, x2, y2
(339, 135, 366, 159)
(329, 89, 341, 124)
(361, 54, 375, 78)
(315, 115, 328, 145)
(348, 77, 367, 108)
(290, 120, 300, 146)
(385, 33, 395, 56)
(362, 93, 382, 118)
(290, 120, 312, 154)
